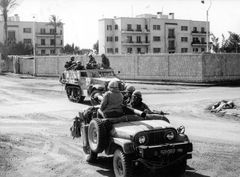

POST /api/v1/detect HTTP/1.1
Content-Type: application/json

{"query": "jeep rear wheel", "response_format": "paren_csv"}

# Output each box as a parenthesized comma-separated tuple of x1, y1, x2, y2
(90, 90, 102, 105)
(66, 86, 85, 103)
(88, 118, 107, 153)
(113, 149, 133, 177)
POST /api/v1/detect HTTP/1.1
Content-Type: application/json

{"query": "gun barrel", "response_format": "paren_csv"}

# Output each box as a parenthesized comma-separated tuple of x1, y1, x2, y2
(125, 106, 146, 118)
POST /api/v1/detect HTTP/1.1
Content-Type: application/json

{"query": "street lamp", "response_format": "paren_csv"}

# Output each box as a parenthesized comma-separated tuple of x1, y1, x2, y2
(201, 0, 212, 53)
(32, 16, 36, 76)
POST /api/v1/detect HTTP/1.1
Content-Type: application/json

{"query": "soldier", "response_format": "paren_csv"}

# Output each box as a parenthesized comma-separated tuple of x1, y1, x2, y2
(123, 85, 135, 105)
(101, 54, 110, 69)
(86, 53, 98, 69)
(65, 56, 77, 70)
(129, 90, 152, 113)
(98, 80, 124, 118)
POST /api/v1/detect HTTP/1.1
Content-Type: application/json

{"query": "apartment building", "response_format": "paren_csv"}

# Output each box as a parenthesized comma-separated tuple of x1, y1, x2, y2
(99, 13, 209, 54)
(0, 15, 64, 55)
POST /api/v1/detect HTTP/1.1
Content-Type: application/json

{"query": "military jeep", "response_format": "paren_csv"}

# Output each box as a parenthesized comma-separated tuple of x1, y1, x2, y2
(78, 107, 193, 177)
(59, 69, 124, 104)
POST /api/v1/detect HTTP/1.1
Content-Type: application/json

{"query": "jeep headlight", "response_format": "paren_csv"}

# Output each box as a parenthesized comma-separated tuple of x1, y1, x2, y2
(138, 135, 146, 144)
(165, 130, 175, 141)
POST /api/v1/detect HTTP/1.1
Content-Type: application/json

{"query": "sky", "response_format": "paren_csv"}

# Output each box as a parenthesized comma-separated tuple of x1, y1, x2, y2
(11, 0, 240, 49)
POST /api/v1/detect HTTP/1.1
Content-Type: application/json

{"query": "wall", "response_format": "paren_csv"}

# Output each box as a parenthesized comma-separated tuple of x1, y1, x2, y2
(12, 53, 240, 83)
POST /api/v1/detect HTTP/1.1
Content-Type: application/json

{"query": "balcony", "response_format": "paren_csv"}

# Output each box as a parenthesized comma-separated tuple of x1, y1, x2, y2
(121, 29, 150, 34)
(168, 47, 176, 51)
(191, 30, 207, 36)
(36, 44, 63, 48)
(36, 33, 62, 37)
(122, 41, 150, 46)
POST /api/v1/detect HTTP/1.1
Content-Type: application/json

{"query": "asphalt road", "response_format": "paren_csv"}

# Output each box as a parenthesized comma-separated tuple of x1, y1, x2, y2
(0, 74, 240, 177)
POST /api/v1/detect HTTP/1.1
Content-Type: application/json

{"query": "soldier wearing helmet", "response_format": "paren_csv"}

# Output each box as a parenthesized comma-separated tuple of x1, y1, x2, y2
(129, 90, 152, 113)
(98, 80, 124, 118)
(123, 85, 136, 105)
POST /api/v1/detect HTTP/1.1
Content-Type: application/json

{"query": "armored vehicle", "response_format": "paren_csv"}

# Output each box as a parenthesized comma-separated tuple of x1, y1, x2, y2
(76, 106, 193, 177)
(59, 69, 124, 104)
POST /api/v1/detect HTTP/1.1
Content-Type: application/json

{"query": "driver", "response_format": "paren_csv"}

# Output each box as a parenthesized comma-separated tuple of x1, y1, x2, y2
(98, 80, 124, 118)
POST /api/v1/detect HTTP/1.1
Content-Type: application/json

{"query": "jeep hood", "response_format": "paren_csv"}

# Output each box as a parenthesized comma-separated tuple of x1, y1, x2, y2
(91, 77, 119, 84)
(110, 120, 173, 140)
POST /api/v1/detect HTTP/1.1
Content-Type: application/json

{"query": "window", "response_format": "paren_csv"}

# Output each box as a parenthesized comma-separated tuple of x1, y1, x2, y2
(60, 30, 63, 34)
(201, 27, 205, 33)
(201, 48, 205, 52)
(41, 39, 45, 45)
(153, 36, 161, 42)
(181, 26, 188, 31)
(153, 25, 160, 30)
(115, 36, 118, 42)
(201, 37, 205, 43)
(136, 24, 141, 31)
(181, 48, 188, 53)
(153, 48, 161, 53)
(50, 50, 55, 54)
(50, 29, 55, 34)
(115, 48, 118, 53)
(115, 25, 118, 30)
(40, 28, 46, 34)
(107, 48, 113, 53)
(145, 25, 149, 31)
(107, 25, 112, 30)
(181, 37, 188, 42)
(50, 39, 55, 45)
(193, 48, 199, 52)
(168, 40, 175, 50)
(60, 40, 63, 45)
(107, 36, 113, 42)
(168, 29, 175, 38)
(193, 37, 199, 43)
(145, 36, 149, 43)
(127, 24, 133, 31)
(136, 36, 141, 43)
(41, 50, 46, 55)
(8, 31, 16, 42)
(127, 48, 132, 54)
(23, 39, 32, 44)
(127, 36, 133, 43)
(137, 48, 141, 53)
(193, 27, 197, 32)
(23, 28, 31, 33)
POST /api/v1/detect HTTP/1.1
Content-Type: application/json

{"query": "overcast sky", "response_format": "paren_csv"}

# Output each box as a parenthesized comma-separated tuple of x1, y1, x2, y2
(12, 0, 240, 49)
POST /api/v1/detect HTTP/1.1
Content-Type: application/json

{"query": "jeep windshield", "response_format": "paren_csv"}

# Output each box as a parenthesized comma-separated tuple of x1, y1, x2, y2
(90, 70, 116, 78)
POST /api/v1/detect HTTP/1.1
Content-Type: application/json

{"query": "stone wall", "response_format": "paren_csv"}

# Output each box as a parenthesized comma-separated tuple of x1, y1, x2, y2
(10, 53, 240, 82)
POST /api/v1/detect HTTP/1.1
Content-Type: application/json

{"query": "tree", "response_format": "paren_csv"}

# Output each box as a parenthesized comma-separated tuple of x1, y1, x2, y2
(210, 33, 220, 53)
(47, 15, 63, 55)
(0, 0, 17, 59)
(93, 40, 99, 54)
(227, 32, 240, 53)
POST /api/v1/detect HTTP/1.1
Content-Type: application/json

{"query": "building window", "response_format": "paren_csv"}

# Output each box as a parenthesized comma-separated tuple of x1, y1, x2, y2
(145, 25, 149, 31)
(127, 36, 133, 43)
(153, 36, 161, 41)
(115, 25, 118, 30)
(115, 48, 118, 53)
(193, 37, 200, 44)
(168, 29, 175, 38)
(127, 24, 133, 31)
(41, 39, 45, 45)
(201, 37, 205, 43)
(193, 48, 199, 52)
(201, 27, 205, 33)
(50, 39, 55, 45)
(8, 31, 16, 43)
(201, 48, 205, 52)
(41, 50, 46, 55)
(181, 48, 188, 53)
(136, 36, 141, 43)
(60, 40, 63, 45)
(23, 39, 32, 44)
(40, 28, 46, 34)
(193, 27, 197, 32)
(153, 48, 161, 53)
(181, 26, 188, 31)
(136, 24, 141, 31)
(168, 40, 175, 50)
(107, 48, 113, 53)
(127, 48, 132, 54)
(115, 36, 118, 42)
(23, 28, 31, 33)
(60, 30, 63, 34)
(181, 37, 188, 42)
(107, 36, 113, 42)
(107, 25, 112, 30)
(153, 25, 160, 30)
(50, 50, 55, 54)
(137, 48, 141, 53)
(50, 29, 55, 34)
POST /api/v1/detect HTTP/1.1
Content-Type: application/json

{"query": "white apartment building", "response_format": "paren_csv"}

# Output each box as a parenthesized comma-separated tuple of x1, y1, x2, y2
(0, 15, 64, 55)
(99, 13, 209, 54)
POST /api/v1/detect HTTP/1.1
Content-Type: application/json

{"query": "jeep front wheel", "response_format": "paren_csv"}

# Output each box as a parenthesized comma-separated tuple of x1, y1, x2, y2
(113, 149, 133, 177)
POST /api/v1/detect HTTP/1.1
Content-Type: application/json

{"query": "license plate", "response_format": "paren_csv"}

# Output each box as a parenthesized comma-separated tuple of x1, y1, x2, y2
(160, 149, 175, 155)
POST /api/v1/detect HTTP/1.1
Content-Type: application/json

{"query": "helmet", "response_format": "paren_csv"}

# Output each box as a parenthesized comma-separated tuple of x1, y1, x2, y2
(108, 80, 119, 89)
(133, 90, 142, 99)
(126, 85, 135, 93)
(70, 56, 75, 61)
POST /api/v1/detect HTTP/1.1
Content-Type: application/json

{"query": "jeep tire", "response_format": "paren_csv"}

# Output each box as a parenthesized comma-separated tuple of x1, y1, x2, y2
(90, 90, 102, 105)
(88, 118, 107, 153)
(113, 148, 133, 177)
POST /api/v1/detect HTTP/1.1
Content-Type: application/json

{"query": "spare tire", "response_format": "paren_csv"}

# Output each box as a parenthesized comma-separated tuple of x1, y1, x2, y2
(88, 118, 107, 153)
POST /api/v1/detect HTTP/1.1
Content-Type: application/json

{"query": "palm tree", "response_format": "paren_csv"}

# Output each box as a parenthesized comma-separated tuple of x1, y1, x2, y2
(0, 0, 17, 45)
(47, 15, 63, 55)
